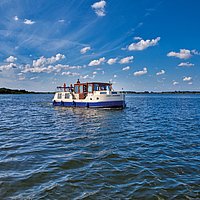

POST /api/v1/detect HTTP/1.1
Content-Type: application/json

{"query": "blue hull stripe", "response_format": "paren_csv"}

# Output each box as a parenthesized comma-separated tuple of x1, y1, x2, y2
(53, 101, 125, 108)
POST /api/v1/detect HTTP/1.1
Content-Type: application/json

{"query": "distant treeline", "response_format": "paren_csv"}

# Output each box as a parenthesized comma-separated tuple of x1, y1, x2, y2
(121, 91, 200, 94)
(1, 87, 200, 94)
(0, 88, 53, 94)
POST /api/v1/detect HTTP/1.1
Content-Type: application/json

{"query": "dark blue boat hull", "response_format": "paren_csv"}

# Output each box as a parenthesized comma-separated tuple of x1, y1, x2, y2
(53, 100, 125, 108)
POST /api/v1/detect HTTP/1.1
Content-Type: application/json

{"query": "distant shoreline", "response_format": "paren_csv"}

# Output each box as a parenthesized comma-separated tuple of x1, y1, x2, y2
(0, 88, 53, 94)
(1, 88, 200, 95)
(121, 91, 200, 94)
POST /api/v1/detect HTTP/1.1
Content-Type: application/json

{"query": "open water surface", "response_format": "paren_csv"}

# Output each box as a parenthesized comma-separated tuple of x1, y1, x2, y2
(0, 94, 200, 199)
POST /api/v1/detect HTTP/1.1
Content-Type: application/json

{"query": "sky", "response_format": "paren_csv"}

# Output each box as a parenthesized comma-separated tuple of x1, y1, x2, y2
(0, 0, 200, 92)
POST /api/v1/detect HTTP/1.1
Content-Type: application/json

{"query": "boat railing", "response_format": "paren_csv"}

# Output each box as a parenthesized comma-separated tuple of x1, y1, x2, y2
(56, 86, 74, 92)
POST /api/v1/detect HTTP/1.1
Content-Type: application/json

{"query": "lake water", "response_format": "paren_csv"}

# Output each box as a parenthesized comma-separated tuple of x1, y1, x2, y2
(0, 94, 200, 199)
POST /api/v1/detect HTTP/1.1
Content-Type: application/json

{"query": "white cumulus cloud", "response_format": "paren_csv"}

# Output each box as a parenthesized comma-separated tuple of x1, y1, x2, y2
(91, 0, 106, 16)
(13, 16, 19, 21)
(88, 57, 105, 66)
(0, 63, 17, 71)
(81, 75, 89, 79)
(107, 58, 117, 65)
(173, 81, 179, 85)
(62, 71, 80, 76)
(134, 36, 142, 40)
(81, 74, 96, 79)
(178, 62, 194, 67)
(133, 67, 147, 76)
(122, 66, 130, 71)
(80, 46, 91, 54)
(191, 50, 200, 55)
(156, 69, 165, 76)
(58, 19, 65, 23)
(167, 49, 194, 59)
(6, 56, 17, 63)
(128, 37, 160, 51)
(30, 76, 38, 80)
(18, 73, 25, 81)
(183, 76, 192, 82)
(22, 63, 82, 74)
(119, 56, 134, 64)
(32, 53, 65, 68)
(24, 19, 35, 25)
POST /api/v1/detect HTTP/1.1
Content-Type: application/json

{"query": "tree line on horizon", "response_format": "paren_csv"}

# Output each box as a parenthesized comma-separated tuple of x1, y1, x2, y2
(0, 87, 200, 94)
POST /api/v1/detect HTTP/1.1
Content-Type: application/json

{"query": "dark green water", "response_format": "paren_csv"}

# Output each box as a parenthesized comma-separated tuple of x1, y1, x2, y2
(0, 94, 200, 199)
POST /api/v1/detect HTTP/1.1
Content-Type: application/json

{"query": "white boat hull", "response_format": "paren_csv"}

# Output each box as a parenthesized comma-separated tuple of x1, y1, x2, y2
(53, 91, 126, 108)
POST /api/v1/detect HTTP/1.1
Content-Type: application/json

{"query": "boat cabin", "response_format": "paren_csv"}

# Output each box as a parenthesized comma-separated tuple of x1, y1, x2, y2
(74, 82, 112, 99)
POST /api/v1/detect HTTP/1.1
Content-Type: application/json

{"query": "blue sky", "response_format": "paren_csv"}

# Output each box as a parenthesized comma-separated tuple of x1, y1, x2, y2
(0, 0, 200, 92)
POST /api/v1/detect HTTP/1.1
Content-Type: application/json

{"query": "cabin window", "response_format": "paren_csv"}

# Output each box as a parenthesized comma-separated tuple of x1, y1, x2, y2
(100, 85, 106, 90)
(112, 92, 117, 94)
(107, 85, 111, 91)
(65, 93, 70, 99)
(75, 85, 79, 93)
(79, 85, 83, 93)
(57, 93, 62, 99)
(100, 92, 106, 94)
(83, 85, 87, 92)
(94, 84, 99, 91)
(88, 84, 93, 93)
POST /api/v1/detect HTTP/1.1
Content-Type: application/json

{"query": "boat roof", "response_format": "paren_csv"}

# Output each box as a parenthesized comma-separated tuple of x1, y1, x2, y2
(57, 81, 112, 89)
(74, 82, 111, 85)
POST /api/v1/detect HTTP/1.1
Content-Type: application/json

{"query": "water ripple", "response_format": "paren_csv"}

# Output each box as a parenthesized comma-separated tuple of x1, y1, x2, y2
(0, 94, 200, 199)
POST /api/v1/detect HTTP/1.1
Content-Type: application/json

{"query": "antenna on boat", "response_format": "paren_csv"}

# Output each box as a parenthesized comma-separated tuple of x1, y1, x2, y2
(63, 83, 66, 92)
